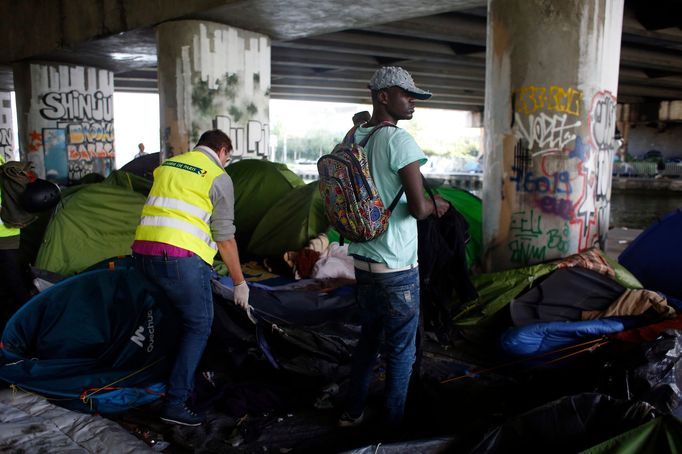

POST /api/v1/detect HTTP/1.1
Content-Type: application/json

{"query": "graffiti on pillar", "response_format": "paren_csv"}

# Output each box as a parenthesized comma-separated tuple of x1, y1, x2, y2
(37, 90, 115, 181)
(161, 23, 270, 159)
(507, 84, 588, 265)
(508, 209, 571, 264)
(574, 91, 617, 250)
(24, 64, 115, 183)
(506, 85, 617, 265)
(514, 85, 583, 116)
(214, 115, 269, 158)
(0, 92, 13, 162)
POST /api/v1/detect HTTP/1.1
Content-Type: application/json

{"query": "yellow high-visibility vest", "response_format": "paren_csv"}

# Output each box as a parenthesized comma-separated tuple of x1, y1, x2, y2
(0, 155, 20, 238)
(134, 150, 225, 264)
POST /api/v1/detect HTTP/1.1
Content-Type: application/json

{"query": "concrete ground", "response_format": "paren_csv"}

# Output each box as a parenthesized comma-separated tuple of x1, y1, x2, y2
(605, 227, 643, 259)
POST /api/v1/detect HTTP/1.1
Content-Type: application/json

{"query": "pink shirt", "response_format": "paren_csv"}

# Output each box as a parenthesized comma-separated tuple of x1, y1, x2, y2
(131, 240, 194, 257)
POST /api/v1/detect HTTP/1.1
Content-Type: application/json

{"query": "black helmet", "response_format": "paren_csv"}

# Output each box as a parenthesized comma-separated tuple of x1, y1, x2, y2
(20, 179, 61, 212)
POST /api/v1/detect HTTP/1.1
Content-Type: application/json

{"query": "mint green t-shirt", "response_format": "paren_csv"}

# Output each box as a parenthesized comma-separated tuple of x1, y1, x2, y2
(348, 126, 427, 268)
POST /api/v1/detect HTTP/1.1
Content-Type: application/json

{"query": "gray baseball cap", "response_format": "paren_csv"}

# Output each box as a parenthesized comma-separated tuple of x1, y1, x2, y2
(368, 66, 432, 100)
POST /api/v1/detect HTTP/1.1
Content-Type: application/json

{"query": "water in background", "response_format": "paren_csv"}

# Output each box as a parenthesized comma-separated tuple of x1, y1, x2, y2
(610, 190, 682, 229)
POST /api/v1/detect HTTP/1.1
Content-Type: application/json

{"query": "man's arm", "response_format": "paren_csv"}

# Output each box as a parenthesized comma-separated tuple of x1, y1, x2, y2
(398, 161, 449, 220)
(216, 238, 245, 284)
(216, 238, 250, 309)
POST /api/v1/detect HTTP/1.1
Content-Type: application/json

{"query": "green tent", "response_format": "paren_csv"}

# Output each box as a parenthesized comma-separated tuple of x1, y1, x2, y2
(435, 186, 482, 270)
(226, 160, 304, 244)
(452, 248, 643, 327)
(580, 416, 682, 454)
(35, 171, 151, 275)
(248, 181, 329, 257)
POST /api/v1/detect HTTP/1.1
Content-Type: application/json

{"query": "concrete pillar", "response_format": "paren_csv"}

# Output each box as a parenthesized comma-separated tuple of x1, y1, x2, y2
(157, 21, 271, 159)
(483, 0, 624, 271)
(13, 62, 115, 184)
(0, 92, 13, 162)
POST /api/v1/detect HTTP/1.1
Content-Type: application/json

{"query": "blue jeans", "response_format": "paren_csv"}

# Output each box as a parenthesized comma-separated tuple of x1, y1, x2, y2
(346, 266, 420, 427)
(133, 253, 213, 406)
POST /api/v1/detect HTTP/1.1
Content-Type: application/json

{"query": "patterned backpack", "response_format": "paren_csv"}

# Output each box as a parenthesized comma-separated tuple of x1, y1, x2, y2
(317, 122, 403, 243)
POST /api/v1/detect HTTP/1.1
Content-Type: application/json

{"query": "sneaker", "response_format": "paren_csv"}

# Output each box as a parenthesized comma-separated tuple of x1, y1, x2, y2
(337, 411, 364, 428)
(160, 403, 204, 427)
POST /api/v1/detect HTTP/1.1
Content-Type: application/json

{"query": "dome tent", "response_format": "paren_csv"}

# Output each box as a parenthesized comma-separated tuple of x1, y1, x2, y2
(247, 181, 329, 257)
(226, 160, 304, 249)
(35, 171, 151, 275)
(0, 266, 179, 414)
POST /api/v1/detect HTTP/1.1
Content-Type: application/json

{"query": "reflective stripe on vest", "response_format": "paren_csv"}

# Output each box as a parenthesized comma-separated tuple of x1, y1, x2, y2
(0, 155, 20, 238)
(134, 150, 224, 264)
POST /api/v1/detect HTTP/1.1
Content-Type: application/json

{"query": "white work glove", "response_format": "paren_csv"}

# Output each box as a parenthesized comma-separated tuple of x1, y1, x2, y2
(233, 281, 250, 310)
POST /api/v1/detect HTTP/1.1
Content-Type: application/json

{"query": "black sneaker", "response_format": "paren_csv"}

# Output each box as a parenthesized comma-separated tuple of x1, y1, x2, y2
(160, 403, 204, 427)
(337, 411, 364, 428)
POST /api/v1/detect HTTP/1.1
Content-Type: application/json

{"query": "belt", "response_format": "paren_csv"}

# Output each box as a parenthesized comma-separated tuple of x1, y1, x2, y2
(353, 259, 417, 274)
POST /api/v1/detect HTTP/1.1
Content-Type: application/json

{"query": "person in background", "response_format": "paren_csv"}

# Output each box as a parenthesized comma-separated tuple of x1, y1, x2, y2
(338, 67, 449, 431)
(132, 129, 249, 426)
(134, 143, 146, 159)
(0, 155, 32, 330)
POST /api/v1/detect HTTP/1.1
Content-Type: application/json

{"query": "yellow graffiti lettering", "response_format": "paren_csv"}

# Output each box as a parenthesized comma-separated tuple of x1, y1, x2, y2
(514, 85, 583, 117)
(549, 86, 582, 116)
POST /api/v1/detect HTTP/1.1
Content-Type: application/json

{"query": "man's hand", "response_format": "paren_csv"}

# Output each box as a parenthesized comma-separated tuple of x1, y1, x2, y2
(433, 194, 450, 217)
(233, 281, 250, 309)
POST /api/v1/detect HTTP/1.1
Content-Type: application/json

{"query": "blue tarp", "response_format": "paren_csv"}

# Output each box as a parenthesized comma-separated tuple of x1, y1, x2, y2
(500, 319, 627, 356)
(619, 208, 682, 300)
(0, 266, 179, 413)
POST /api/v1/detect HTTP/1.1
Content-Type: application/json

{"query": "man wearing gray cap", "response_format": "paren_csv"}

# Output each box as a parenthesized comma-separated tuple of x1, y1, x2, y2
(339, 66, 449, 430)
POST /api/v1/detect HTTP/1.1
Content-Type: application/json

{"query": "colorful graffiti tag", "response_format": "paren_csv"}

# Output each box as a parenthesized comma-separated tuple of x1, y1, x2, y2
(574, 90, 618, 251)
(507, 85, 616, 265)
(25, 65, 115, 183)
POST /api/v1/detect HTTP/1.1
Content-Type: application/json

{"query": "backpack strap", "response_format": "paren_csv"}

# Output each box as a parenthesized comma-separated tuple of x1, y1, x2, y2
(342, 122, 396, 146)
(387, 187, 405, 213)
(358, 122, 396, 147)
(422, 174, 438, 213)
(342, 125, 360, 145)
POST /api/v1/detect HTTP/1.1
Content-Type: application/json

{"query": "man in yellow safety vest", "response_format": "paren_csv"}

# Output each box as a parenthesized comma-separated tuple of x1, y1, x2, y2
(132, 129, 249, 426)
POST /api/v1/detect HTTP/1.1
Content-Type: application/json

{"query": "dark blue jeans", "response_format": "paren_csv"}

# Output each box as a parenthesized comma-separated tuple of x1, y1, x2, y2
(133, 253, 213, 406)
(345, 266, 420, 427)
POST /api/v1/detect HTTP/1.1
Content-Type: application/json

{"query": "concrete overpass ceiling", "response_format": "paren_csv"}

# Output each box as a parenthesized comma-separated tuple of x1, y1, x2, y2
(181, 0, 486, 40)
(0, 0, 681, 111)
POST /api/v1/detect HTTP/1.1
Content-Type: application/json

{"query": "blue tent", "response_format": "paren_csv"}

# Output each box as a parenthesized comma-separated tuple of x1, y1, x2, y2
(619, 208, 682, 300)
(0, 266, 180, 413)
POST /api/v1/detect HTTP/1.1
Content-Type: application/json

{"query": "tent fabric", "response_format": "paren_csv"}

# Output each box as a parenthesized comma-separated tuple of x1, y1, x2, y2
(34, 172, 149, 275)
(453, 249, 639, 328)
(248, 181, 329, 257)
(210, 277, 358, 375)
(500, 319, 627, 356)
(434, 186, 482, 269)
(580, 416, 682, 454)
(0, 388, 154, 453)
(226, 160, 305, 242)
(626, 330, 682, 415)
(470, 393, 656, 454)
(0, 267, 179, 413)
(602, 254, 642, 289)
(119, 152, 161, 181)
(212, 277, 356, 326)
(452, 261, 557, 327)
(509, 267, 626, 326)
(619, 208, 682, 299)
